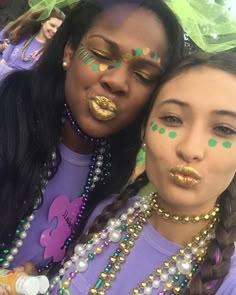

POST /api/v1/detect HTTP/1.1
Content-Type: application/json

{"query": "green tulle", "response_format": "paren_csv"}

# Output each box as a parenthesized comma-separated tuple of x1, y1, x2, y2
(165, 0, 236, 53)
(28, 0, 79, 19)
(28, 0, 236, 50)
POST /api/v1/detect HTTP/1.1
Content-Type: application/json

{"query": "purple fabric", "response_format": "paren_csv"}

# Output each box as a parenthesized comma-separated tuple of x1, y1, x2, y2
(11, 143, 92, 269)
(50, 197, 236, 295)
(0, 36, 43, 77)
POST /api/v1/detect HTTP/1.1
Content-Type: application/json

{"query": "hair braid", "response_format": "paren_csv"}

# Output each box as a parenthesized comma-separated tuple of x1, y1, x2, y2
(81, 172, 149, 242)
(187, 176, 236, 295)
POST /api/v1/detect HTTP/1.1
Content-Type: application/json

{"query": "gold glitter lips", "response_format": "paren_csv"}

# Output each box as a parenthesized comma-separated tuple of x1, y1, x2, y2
(89, 95, 117, 121)
(169, 165, 201, 188)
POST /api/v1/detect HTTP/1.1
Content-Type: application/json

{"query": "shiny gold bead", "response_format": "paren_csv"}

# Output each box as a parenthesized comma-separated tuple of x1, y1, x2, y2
(100, 272, 108, 280)
(93, 233, 100, 239)
(171, 255, 177, 262)
(62, 280, 71, 288)
(98, 290, 105, 295)
(156, 268, 162, 275)
(133, 232, 139, 239)
(89, 288, 98, 294)
(128, 240, 134, 247)
(173, 286, 181, 294)
(183, 216, 190, 223)
(187, 242, 192, 247)
(127, 217, 134, 224)
(165, 281, 173, 290)
(204, 214, 210, 220)
(104, 281, 111, 289)
(109, 257, 116, 264)
(109, 273, 115, 280)
(193, 216, 200, 222)
(172, 215, 180, 222)
(132, 289, 140, 294)
(128, 227, 135, 234)
(124, 248, 130, 254)
(118, 255, 125, 263)
(187, 273, 193, 279)
(95, 246, 102, 254)
(148, 275, 154, 282)
(141, 281, 147, 288)
(146, 209, 151, 217)
(179, 249, 185, 255)
(197, 256, 203, 262)
(163, 261, 170, 268)
(195, 236, 200, 242)
(158, 208, 163, 214)
(114, 264, 121, 272)
(136, 224, 143, 231)
(163, 212, 170, 219)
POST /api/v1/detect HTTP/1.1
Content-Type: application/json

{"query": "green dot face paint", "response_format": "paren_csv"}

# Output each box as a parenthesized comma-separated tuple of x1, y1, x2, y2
(159, 127, 165, 134)
(208, 138, 217, 147)
(168, 131, 177, 139)
(152, 124, 158, 131)
(92, 64, 99, 72)
(223, 141, 232, 149)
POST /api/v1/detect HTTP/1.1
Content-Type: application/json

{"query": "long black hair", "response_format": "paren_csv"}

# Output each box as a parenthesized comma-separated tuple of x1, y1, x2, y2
(0, 0, 184, 246)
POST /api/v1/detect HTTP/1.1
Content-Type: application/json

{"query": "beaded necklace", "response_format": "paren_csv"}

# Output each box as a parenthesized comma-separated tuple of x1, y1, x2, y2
(48, 193, 218, 295)
(0, 105, 111, 273)
(20, 35, 44, 63)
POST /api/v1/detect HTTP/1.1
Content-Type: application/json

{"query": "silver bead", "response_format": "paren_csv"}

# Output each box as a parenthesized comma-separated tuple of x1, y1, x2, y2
(6, 254, 14, 262)
(64, 260, 72, 269)
(2, 261, 10, 268)
(59, 268, 65, 276)
(109, 230, 121, 243)
(15, 240, 23, 247)
(20, 231, 27, 239)
(86, 244, 93, 251)
(160, 273, 168, 281)
(76, 259, 88, 272)
(176, 259, 192, 275)
(11, 248, 18, 255)
(152, 280, 160, 288)
(96, 161, 103, 167)
(144, 286, 152, 294)
(93, 176, 99, 182)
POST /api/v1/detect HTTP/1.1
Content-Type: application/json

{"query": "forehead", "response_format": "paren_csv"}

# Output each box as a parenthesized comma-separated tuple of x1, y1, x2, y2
(46, 17, 62, 25)
(86, 4, 168, 58)
(156, 66, 236, 111)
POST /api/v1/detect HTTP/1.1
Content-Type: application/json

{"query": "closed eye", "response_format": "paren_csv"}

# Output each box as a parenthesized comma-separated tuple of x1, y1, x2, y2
(91, 49, 112, 62)
(133, 71, 155, 83)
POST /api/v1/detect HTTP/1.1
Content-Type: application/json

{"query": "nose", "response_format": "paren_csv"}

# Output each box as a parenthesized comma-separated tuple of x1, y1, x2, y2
(100, 64, 129, 96)
(176, 130, 206, 163)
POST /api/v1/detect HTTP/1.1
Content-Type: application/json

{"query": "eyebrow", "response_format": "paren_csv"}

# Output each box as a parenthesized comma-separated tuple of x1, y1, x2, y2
(158, 98, 190, 108)
(213, 110, 236, 119)
(88, 34, 120, 51)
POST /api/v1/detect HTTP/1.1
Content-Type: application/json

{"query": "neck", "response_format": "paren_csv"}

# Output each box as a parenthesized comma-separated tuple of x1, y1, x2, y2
(62, 120, 94, 154)
(35, 31, 47, 44)
(149, 195, 217, 245)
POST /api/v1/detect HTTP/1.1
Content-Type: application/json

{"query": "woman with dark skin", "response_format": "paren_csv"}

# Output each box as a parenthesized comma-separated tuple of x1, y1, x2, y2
(0, 0, 183, 289)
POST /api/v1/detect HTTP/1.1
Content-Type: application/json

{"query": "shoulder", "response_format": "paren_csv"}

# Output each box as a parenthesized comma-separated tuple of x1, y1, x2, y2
(216, 252, 236, 294)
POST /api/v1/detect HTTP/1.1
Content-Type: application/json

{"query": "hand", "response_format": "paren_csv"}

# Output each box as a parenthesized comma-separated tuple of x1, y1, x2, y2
(0, 41, 8, 53)
(13, 261, 38, 275)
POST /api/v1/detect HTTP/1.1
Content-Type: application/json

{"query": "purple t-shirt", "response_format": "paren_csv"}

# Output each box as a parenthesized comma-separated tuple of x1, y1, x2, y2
(1, 36, 43, 71)
(11, 143, 92, 269)
(50, 197, 236, 295)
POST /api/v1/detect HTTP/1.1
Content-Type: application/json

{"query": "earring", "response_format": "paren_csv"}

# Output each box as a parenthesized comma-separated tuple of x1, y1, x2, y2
(142, 142, 146, 150)
(62, 61, 68, 69)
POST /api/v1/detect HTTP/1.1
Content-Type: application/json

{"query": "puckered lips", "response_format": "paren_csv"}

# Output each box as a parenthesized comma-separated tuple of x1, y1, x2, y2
(88, 95, 117, 121)
(169, 165, 202, 189)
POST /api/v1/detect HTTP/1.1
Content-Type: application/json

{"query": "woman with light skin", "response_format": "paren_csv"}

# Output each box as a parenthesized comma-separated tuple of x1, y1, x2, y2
(0, 1, 184, 291)
(0, 7, 65, 76)
(48, 52, 236, 295)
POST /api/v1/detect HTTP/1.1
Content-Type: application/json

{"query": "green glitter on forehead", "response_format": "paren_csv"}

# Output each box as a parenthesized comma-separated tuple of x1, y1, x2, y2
(152, 124, 158, 131)
(208, 138, 217, 147)
(168, 131, 177, 139)
(223, 141, 232, 149)
(159, 127, 165, 134)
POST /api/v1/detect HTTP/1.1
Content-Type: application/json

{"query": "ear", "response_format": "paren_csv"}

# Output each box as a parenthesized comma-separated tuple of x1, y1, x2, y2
(63, 41, 75, 67)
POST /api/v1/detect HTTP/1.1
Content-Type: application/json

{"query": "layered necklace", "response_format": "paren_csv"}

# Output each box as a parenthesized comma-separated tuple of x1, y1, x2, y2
(20, 35, 44, 62)
(0, 104, 111, 273)
(48, 192, 219, 295)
